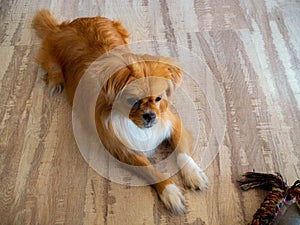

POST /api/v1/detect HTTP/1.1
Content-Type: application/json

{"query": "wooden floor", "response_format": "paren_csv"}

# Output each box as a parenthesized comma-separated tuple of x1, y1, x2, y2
(1, 0, 300, 224)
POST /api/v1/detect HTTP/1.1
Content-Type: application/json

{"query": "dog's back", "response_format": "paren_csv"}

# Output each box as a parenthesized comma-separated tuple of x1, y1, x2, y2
(33, 9, 129, 101)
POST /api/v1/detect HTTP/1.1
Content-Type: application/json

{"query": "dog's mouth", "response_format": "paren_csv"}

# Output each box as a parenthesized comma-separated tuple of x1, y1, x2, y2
(128, 116, 157, 129)
(143, 123, 154, 129)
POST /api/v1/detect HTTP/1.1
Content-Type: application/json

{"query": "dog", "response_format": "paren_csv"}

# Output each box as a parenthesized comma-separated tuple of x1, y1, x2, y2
(33, 9, 209, 214)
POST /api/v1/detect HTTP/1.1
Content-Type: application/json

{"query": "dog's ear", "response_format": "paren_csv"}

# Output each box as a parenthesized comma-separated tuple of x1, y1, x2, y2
(157, 56, 182, 84)
(102, 67, 133, 104)
(157, 56, 182, 97)
(167, 64, 182, 86)
(166, 65, 182, 97)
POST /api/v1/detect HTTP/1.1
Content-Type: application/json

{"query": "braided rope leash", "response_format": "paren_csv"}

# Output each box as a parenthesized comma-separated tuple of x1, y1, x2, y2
(238, 172, 300, 225)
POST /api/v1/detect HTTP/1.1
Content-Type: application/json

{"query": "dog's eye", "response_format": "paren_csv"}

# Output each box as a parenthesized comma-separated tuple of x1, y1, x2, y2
(127, 98, 139, 106)
(155, 96, 162, 102)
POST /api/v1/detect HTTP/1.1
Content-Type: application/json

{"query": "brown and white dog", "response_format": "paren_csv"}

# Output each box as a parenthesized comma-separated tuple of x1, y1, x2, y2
(33, 9, 208, 214)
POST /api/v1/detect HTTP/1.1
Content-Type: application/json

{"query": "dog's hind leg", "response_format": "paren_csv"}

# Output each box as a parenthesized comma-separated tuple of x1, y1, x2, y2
(37, 42, 65, 95)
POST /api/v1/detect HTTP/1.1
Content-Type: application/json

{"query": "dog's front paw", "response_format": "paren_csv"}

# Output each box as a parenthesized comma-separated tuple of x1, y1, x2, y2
(159, 184, 186, 214)
(182, 164, 209, 190)
(178, 153, 209, 190)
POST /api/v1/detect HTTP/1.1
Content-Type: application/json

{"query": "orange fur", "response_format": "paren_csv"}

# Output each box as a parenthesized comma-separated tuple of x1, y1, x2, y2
(33, 9, 208, 214)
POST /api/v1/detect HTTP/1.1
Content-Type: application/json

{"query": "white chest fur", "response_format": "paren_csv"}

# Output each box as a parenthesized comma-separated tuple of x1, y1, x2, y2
(111, 113, 172, 156)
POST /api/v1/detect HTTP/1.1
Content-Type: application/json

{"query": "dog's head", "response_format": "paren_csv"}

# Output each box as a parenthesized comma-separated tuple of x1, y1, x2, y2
(102, 53, 182, 129)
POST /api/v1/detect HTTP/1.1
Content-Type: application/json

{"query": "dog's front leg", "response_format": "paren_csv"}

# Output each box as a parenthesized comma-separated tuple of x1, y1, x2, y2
(169, 113, 209, 190)
(115, 150, 186, 214)
(96, 118, 186, 214)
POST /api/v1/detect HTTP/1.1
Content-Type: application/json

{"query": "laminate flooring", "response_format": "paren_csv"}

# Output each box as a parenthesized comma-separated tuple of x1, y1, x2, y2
(0, 0, 299, 224)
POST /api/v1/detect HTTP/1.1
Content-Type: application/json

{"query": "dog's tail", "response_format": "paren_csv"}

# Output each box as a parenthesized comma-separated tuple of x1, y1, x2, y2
(33, 9, 60, 38)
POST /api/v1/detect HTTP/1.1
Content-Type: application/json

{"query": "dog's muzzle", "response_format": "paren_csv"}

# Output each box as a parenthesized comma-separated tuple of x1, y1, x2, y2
(142, 112, 156, 128)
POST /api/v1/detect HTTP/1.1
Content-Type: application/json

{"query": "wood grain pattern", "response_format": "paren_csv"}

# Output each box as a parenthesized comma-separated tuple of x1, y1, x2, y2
(0, 0, 299, 224)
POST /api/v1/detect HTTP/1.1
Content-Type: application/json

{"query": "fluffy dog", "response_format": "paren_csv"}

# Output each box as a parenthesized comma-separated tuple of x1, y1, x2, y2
(33, 9, 209, 214)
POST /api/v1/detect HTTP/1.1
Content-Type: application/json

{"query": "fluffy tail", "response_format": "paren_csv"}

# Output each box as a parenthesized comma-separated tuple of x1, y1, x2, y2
(33, 9, 60, 38)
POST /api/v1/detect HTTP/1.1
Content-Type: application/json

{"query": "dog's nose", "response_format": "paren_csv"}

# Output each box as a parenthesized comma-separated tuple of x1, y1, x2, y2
(143, 112, 156, 123)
